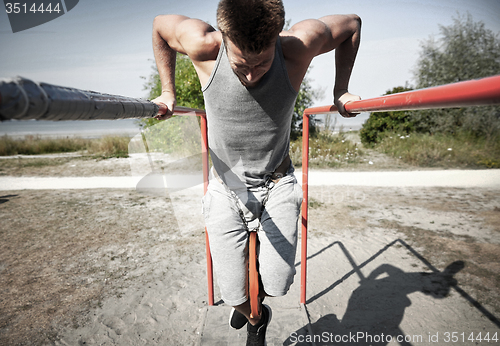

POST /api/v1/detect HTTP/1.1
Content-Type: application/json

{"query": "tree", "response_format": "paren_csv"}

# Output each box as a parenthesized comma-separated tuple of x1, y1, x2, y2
(140, 54, 204, 129)
(283, 18, 322, 139)
(359, 85, 413, 146)
(411, 13, 500, 138)
(135, 55, 203, 156)
(291, 69, 323, 140)
(415, 13, 500, 88)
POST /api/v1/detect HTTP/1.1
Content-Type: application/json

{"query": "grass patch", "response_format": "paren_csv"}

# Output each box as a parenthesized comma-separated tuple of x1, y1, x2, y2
(85, 136, 130, 158)
(290, 131, 363, 168)
(0, 135, 130, 158)
(374, 131, 500, 168)
(0, 157, 78, 171)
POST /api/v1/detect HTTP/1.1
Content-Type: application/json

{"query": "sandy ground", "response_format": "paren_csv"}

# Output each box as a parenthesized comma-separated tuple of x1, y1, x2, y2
(0, 156, 499, 345)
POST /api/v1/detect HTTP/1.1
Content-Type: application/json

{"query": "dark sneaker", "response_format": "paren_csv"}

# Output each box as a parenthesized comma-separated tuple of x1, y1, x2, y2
(229, 308, 248, 330)
(246, 304, 272, 346)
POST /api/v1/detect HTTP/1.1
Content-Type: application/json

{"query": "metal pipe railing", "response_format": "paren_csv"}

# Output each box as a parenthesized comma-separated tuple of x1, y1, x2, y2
(299, 74, 500, 304)
(303, 74, 500, 116)
(300, 112, 310, 305)
(170, 107, 213, 307)
(198, 111, 213, 306)
(0, 76, 161, 121)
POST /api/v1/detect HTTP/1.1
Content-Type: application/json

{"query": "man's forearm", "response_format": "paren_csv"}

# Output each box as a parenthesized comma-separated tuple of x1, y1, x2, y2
(333, 16, 361, 98)
(153, 39, 176, 96)
(152, 16, 181, 96)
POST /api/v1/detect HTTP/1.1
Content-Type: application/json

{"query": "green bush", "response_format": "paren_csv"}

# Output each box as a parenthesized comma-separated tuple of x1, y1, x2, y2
(359, 86, 413, 146)
(409, 106, 500, 139)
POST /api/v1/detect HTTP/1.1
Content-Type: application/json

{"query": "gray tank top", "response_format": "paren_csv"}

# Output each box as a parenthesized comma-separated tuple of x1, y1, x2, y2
(202, 38, 298, 189)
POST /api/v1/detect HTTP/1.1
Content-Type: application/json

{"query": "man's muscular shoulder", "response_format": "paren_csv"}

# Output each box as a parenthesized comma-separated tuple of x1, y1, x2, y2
(279, 19, 329, 90)
(154, 15, 221, 62)
(176, 18, 222, 62)
(173, 18, 221, 86)
(280, 19, 331, 63)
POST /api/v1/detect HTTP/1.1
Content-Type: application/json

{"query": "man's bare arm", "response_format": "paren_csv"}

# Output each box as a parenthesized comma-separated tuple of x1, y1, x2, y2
(320, 15, 362, 117)
(288, 14, 361, 117)
(151, 15, 218, 119)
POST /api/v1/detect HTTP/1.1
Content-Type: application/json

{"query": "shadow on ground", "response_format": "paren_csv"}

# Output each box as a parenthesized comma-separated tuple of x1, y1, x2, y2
(286, 239, 499, 345)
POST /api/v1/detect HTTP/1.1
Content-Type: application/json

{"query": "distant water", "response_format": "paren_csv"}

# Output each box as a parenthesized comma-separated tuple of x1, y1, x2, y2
(0, 119, 143, 139)
(315, 112, 369, 132)
(0, 113, 370, 139)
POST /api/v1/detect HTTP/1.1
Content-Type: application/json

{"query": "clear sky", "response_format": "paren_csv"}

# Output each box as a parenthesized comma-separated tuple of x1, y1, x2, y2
(1, 0, 499, 107)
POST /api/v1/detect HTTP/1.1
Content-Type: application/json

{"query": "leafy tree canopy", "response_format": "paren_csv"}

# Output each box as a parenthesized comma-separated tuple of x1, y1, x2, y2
(361, 13, 500, 143)
(359, 86, 413, 146)
(415, 13, 500, 88)
(410, 13, 500, 138)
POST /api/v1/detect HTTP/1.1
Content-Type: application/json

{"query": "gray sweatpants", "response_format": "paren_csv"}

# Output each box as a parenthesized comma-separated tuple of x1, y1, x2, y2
(202, 166, 303, 306)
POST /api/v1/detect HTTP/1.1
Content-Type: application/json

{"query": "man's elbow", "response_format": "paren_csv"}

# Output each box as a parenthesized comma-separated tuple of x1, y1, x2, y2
(349, 14, 361, 31)
(153, 14, 185, 30)
(153, 15, 167, 33)
(153, 14, 164, 25)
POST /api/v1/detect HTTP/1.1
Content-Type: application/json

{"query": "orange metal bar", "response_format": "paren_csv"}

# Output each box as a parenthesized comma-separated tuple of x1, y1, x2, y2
(300, 113, 309, 305)
(299, 74, 500, 305)
(199, 113, 214, 306)
(302, 75, 500, 116)
(172, 106, 214, 306)
(172, 106, 208, 117)
(249, 231, 260, 318)
(301, 104, 339, 115)
(199, 113, 210, 197)
(344, 74, 500, 113)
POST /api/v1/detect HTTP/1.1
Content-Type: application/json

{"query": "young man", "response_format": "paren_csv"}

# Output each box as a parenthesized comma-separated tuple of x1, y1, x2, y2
(151, 0, 361, 344)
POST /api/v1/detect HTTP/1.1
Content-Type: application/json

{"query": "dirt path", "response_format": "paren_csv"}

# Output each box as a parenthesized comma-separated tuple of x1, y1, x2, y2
(0, 157, 499, 345)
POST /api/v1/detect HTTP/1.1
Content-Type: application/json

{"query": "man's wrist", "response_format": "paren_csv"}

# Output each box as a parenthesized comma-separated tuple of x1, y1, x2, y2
(333, 88, 348, 99)
(161, 89, 176, 96)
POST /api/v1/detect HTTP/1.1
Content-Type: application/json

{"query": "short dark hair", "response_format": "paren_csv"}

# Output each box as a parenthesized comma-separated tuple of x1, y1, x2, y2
(217, 0, 285, 54)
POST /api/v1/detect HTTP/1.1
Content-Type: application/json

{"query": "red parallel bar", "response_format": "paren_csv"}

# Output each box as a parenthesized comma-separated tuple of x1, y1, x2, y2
(199, 114, 210, 195)
(346, 74, 500, 113)
(172, 106, 207, 117)
(302, 104, 339, 115)
(302, 75, 500, 115)
(173, 106, 214, 306)
(298, 74, 500, 305)
(199, 113, 214, 307)
(248, 231, 260, 318)
(300, 113, 310, 305)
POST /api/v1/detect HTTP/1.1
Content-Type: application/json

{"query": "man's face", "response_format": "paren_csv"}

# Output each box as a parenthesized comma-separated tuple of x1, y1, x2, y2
(225, 39, 276, 88)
